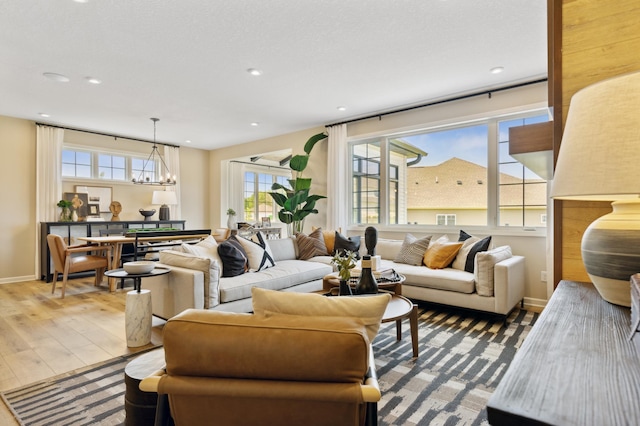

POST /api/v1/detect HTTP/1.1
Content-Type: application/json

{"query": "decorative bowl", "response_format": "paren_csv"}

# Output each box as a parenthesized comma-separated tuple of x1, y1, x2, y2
(139, 209, 156, 220)
(123, 261, 155, 274)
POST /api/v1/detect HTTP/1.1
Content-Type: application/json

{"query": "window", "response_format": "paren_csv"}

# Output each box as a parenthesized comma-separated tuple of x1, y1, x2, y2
(63, 147, 155, 183)
(244, 171, 290, 223)
(349, 110, 548, 229)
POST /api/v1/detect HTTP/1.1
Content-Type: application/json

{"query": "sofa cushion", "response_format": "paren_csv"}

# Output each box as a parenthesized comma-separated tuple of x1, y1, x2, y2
(251, 287, 391, 342)
(218, 236, 249, 277)
(334, 232, 361, 259)
(474, 245, 512, 296)
(265, 238, 297, 262)
(296, 228, 328, 260)
(390, 262, 476, 294)
(218, 260, 333, 304)
(181, 235, 223, 273)
(237, 232, 276, 272)
(313, 226, 341, 255)
(163, 309, 369, 383)
(451, 236, 479, 270)
(159, 250, 220, 308)
(423, 241, 463, 269)
(394, 233, 432, 266)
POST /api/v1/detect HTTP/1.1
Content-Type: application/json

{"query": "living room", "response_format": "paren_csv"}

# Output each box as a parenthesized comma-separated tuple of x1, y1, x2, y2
(2, 0, 640, 424)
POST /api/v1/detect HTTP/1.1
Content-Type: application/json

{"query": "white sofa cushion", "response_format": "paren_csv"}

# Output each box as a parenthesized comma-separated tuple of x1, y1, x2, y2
(451, 236, 480, 270)
(236, 232, 276, 272)
(474, 245, 512, 296)
(181, 235, 222, 272)
(219, 260, 333, 304)
(390, 262, 476, 294)
(251, 287, 391, 342)
(159, 250, 220, 308)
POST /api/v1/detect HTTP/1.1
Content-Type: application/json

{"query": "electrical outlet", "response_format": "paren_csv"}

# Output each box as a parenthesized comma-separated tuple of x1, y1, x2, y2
(541, 271, 547, 282)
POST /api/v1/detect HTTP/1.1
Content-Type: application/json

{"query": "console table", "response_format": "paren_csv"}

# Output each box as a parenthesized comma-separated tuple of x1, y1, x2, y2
(487, 280, 640, 425)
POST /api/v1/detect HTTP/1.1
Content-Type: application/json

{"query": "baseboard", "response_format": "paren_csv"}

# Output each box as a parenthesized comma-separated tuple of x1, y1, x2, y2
(0, 275, 36, 285)
(523, 296, 548, 312)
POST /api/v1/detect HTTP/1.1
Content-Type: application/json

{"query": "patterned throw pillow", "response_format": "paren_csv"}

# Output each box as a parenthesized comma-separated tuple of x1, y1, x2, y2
(296, 228, 329, 260)
(237, 232, 276, 272)
(423, 241, 464, 269)
(452, 230, 492, 273)
(334, 232, 361, 259)
(217, 236, 249, 277)
(394, 233, 432, 265)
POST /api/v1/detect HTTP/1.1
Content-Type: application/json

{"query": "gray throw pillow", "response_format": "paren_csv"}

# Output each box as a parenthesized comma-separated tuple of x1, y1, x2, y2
(394, 233, 432, 266)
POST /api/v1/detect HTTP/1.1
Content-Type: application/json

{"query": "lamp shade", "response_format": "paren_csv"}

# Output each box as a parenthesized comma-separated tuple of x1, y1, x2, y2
(551, 71, 640, 307)
(152, 190, 177, 206)
(551, 70, 640, 201)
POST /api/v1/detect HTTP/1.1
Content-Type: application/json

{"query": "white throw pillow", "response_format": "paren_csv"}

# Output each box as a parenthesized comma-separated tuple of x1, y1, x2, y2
(474, 245, 512, 296)
(159, 250, 220, 308)
(181, 235, 222, 272)
(237, 232, 276, 272)
(251, 287, 391, 342)
(451, 236, 480, 270)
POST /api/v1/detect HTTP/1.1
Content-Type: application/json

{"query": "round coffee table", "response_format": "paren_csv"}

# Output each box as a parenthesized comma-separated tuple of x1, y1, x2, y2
(383, 294, 419, 358)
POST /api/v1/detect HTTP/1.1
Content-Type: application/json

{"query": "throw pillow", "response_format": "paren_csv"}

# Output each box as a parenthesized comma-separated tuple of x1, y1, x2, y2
(334, 232, 361, 259)
(423, 241, 464, 269)
(474, 245, 512, 296)
(181, 235, 223, 273)
(217, 236, 248, 277)
(394, 233, 432, 265)
(158, 250, 220, 308)
(452, 231, 492, 273)
(313, 226, 341, 255)
(251, 287, 391, 342)
(236, 232, 276, 271)
(296, 228, 329, 260)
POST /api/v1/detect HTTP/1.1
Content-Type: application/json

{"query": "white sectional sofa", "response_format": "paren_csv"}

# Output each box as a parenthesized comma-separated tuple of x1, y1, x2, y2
(142, 233, 525, 320)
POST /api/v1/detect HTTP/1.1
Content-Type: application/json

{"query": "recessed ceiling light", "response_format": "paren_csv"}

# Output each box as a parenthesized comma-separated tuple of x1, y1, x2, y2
(247, 68, 263, 76)
(85, 77, 102, 84)
(43, 72, 70, 82)
(337, 106, 347, 111)
(73, 0, 89, 3)
(185, 140, 192, 144)
(490, 66, 504, 74)
(250, 122, 260, 127)
(38, 113, 50, 118)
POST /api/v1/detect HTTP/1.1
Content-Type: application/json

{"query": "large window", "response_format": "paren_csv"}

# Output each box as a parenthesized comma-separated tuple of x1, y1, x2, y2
(350, 110, 548, 228)
(63, 147, 154, 183)
(243, 171, 289, 223)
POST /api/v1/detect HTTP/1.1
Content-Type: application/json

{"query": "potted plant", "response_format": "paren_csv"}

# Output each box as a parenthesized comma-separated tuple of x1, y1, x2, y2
(268, 132, 328, 237)
(226, 208, 236, 229)
(331, 250, 357, 296)
(57, 200, 73, 222)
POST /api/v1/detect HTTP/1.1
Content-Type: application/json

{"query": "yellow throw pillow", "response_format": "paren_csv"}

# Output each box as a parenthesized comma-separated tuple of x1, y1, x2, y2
(423, 241, 464, 269)
(313, 226, 341, 254)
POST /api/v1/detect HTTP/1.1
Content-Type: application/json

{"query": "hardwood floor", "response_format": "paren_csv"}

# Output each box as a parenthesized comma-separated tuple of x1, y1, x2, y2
(0, 277, 165, 425)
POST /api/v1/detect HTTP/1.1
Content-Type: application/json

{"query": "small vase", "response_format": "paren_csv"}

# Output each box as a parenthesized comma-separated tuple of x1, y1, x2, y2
(59, 207, 71, 222)
(227, 215, 235, 229)
(339, 280, 353, 296)
(71, 210, 78, 222)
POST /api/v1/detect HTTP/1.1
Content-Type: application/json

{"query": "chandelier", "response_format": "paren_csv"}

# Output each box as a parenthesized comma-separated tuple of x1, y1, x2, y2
(131, 118, 177, 186)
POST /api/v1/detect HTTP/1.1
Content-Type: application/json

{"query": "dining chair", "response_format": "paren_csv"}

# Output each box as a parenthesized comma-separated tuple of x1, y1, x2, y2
(46, 234, 112, 298)
(213, 228, 230, 243)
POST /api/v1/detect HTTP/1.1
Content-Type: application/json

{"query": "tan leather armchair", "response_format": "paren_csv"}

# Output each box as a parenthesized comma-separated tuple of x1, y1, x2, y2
(47, 234, 112, 298)
(140, 309, 381, 426)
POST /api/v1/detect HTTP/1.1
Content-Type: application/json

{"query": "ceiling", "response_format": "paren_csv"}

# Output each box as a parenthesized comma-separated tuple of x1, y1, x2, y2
(0, 1, 547, 151)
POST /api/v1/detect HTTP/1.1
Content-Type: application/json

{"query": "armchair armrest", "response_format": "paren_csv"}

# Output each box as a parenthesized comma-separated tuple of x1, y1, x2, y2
(362, 345, 381, 402)
(65, 244, 113, 256)
(139, 369, 165, 393)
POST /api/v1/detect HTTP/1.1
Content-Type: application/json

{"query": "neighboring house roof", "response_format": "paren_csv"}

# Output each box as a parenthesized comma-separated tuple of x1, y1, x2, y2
(407, 157, 546, 208)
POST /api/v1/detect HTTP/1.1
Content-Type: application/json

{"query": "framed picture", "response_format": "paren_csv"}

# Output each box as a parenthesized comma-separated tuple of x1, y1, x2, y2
(75, 186, 112, 213)
(261, 217, 271, 227)
(64, 192, 89, 219)
(88, 204, 100, 216)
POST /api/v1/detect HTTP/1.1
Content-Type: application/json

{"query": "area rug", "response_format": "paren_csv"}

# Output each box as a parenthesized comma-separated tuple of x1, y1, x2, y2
(1, 307, 537, 426)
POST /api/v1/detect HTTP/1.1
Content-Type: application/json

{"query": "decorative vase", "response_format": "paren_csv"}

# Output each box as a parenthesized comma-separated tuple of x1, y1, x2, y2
(59, 207, 71, 222)
(71, 210, 78, 222)
(227, 215, 235, 229)
(355, 255, 378, 295)
(339, 279, 353, 296)
(581, 198, 640, 307)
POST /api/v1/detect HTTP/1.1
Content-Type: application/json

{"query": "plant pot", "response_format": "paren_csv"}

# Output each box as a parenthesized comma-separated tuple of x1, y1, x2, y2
(59, 207, 71, 222)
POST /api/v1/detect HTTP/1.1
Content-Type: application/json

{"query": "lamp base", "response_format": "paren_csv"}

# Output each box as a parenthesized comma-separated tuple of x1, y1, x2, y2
(159, 205, 170, 221)
(581, 198, 640, 307)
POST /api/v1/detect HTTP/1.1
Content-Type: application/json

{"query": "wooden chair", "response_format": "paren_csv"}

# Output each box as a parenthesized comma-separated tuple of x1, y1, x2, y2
(46, 234, 112, 298)
(213, 227, 230, 243)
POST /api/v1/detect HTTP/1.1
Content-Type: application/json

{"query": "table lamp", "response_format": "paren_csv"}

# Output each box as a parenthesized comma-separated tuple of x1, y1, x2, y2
(551, 70, 640, 307)
(152, 190, 177, 221)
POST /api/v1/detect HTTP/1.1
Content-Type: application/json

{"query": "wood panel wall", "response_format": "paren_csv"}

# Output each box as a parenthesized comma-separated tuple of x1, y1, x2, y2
(558, 0, 640, 282)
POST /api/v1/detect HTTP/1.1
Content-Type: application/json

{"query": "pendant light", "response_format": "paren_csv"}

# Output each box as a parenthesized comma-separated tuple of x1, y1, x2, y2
(131, 118, 177, 186)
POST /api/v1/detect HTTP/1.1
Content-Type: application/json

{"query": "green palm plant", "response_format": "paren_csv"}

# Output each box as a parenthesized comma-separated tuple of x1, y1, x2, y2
(269, 132, 328, 236)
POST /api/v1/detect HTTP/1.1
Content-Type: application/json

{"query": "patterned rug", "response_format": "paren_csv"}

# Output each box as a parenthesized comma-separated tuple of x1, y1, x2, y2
(1, 307, 537, 426)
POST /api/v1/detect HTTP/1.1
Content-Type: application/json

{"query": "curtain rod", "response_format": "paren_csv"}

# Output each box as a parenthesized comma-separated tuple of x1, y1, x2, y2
(325, 77, 548, 127)
(35, 122, 180, 148)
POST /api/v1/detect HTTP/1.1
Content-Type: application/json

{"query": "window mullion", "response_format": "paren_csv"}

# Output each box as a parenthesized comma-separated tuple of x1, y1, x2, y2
(487, 119, 499, 227)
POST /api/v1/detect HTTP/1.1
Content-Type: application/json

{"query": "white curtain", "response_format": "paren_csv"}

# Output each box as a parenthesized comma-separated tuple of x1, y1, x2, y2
(35, 125, 64, 277)
(326, 124, 348, 231)
(164, 146, 181, 219)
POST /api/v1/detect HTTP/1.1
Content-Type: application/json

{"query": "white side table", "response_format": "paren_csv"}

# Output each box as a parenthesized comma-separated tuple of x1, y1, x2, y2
(105, 267, 170, 347)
